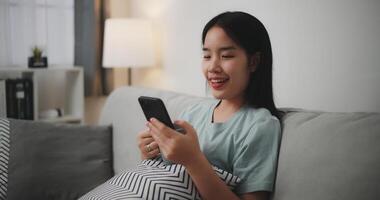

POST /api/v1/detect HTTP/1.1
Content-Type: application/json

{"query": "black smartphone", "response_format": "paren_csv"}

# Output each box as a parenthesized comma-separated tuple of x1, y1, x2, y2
(138, 96, 184, 133)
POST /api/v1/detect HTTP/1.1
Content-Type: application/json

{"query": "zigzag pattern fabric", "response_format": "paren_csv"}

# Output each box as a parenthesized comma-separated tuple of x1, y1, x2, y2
(80, 157, 241, 200)
(0, 118, 10, 200)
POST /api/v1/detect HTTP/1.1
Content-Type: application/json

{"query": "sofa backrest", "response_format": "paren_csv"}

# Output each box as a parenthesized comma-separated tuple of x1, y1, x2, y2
(272, 110, 380, 200)
(100, 86, 380, 200)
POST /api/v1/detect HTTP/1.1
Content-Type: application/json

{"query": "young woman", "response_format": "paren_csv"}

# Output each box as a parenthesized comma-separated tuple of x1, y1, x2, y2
(138, 11, 281, 200)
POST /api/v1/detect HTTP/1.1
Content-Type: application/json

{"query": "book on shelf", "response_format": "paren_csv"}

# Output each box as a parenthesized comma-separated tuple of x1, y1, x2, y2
(5, 79, 16, 118)
(0, 80, 6, 117)
(15, 81, 26, 119)
(24, 79, 34, 120)
(3, 78, 34, 120)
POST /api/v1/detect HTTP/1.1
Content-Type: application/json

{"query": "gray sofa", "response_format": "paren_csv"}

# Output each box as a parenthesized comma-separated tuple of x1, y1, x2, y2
(3, 86, 380, 200)
(99, 86, 380, 200)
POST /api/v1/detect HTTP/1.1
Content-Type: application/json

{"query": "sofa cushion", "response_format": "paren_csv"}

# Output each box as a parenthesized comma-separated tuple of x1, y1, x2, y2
(272, 111, 380, 200)
(6, 118, 113, 200)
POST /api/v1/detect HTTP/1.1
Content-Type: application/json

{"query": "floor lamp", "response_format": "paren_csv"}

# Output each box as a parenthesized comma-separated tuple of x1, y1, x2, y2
(102, 18, 155, 86)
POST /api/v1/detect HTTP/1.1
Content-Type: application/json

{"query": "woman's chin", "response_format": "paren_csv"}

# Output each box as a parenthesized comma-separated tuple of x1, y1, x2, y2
(211, 90, 227, 99)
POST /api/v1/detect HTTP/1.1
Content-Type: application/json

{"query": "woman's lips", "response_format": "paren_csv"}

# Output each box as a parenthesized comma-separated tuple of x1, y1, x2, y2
(209, 78, 229, 90)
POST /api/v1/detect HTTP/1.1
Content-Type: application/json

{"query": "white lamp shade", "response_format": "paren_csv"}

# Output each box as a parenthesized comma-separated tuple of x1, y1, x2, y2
(102, 18, 155, 68)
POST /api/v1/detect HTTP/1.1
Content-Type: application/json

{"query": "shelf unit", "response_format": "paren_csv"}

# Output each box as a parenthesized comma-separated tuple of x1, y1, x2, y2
(0, 66, 84, 123)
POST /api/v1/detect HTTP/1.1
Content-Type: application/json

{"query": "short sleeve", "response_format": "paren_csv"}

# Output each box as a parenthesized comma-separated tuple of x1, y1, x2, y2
(233, 116, 281, 194)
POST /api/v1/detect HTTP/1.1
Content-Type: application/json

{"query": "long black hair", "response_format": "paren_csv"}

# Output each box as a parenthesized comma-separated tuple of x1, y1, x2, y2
(202, 11, 280, 120)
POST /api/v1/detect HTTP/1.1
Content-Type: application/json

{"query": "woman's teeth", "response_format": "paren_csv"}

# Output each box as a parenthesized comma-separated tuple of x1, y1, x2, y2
(211, 79, 228, 83)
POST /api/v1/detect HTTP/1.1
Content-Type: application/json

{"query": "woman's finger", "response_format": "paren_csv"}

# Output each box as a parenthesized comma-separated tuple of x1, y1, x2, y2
(146, 121, 164, 142)
(142, 141, 159, 153)
(137, 129, 152, 139)
(149, 118, 173, 138)
(142, 141, 160, 158)
(174, 120, 196, 136)
(138, 136, 153, 149)
(146, 148, 160, 158)
(141, 137, 154, 145)
(148, 141, 159, 149)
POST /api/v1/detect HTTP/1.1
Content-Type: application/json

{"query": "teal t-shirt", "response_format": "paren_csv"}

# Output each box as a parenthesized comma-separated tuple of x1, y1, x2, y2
(179, 99, 281, 194)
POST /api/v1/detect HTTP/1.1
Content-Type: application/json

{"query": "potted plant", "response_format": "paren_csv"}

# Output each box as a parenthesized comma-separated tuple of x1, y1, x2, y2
(28, 46, 48, 68)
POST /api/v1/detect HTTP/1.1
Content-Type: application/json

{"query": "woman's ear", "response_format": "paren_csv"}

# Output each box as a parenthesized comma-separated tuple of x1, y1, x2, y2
(249, 52, 261, 72)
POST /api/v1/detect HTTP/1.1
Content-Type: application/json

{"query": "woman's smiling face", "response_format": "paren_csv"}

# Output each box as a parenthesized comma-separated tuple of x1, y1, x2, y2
(202, 26, 255, 102)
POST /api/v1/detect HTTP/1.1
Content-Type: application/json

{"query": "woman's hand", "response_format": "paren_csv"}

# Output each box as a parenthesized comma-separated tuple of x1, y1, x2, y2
(136, 128, 160, 160)
(147, 118, 203, 167)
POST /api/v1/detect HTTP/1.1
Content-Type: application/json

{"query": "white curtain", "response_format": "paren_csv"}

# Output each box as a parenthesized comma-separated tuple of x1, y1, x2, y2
(0, 0, 74, 67)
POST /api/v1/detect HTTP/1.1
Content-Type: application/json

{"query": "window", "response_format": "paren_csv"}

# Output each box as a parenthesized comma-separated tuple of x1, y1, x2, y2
(0, 0, 74, 67)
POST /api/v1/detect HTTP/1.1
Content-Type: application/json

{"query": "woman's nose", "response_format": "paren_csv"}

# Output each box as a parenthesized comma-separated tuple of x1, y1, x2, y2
(208, 57, 222, 73)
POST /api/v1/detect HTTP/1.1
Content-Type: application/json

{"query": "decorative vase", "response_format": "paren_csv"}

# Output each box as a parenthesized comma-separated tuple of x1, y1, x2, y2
(28, 57, 48, 68)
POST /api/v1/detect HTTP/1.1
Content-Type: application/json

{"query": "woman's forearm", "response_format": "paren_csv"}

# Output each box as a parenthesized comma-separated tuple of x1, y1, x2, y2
(185, 154, 240, 200)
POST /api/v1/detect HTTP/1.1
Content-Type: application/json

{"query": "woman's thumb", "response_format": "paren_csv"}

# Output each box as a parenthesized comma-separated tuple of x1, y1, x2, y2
(174, 120, 194, 135)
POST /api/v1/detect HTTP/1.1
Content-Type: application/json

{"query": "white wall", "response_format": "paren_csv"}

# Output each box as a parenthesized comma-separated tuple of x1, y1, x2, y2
(129, 0, 380, 112)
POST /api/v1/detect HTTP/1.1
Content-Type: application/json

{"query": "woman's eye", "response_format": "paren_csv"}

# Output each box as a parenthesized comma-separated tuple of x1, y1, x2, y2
(222, 55, 234, 59)
(203, 55, 211, 59)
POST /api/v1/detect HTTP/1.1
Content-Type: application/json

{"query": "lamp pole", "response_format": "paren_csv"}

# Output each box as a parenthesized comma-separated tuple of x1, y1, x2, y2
(128, 68, 132, 86)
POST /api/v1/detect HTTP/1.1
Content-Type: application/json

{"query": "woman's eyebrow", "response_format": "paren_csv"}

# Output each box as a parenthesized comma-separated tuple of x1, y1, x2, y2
(202, 46, 236, 51)
(219, 46, 236, 51)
